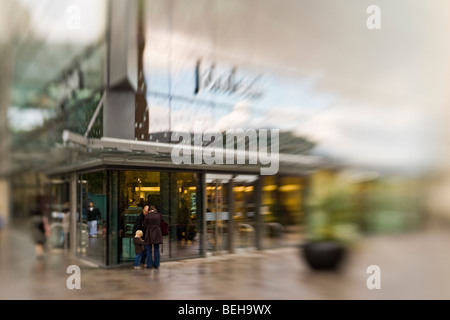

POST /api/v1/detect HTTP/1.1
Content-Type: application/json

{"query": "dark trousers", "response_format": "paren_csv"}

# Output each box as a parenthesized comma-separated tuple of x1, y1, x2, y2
(145, 244, 160, 268)
(134, 252, 144, 267)
(140, 249, 147, 265)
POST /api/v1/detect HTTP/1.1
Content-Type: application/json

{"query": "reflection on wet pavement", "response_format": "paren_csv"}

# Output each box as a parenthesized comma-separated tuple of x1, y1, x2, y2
(1, 222, 450, 300)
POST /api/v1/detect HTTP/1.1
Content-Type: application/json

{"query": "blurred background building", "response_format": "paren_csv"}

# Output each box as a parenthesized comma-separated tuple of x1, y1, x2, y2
(0, 0, 449, 267)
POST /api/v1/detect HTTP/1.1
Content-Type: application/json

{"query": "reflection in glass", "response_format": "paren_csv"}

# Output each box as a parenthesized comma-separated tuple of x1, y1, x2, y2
(117, 170, 202, 263)
(77, 170, 106, 265)
(262, 176, 306, 248)
(206, 179, 229, 253)
(233, 177, 257, 250)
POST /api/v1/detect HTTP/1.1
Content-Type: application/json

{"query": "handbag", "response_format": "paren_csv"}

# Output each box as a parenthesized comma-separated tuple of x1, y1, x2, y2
(159, 213, 169, 236)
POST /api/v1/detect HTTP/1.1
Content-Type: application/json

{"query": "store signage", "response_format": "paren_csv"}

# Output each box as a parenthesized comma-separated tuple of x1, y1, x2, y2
(194, 59, 264, 99)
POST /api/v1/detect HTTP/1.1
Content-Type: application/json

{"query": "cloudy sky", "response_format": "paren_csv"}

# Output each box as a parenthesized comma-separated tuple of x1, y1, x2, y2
(143, 0, 450, 176)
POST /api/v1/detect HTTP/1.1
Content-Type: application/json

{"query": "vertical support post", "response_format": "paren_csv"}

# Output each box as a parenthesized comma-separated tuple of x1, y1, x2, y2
(214, 180, 219, 252)
(227, 177, 235, 253)
(104, 0, 139, 140)
(201, 173, 207, 257)
(70, 173, 78, 257)
(135, 0, 149, 141)
(0, 36, 12, 227)
(254, 176, 263, 250)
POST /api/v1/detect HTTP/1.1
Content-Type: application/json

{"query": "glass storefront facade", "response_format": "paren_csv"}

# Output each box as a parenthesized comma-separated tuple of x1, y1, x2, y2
(72, 168, 203, 266)
(66, 167, 308, 266)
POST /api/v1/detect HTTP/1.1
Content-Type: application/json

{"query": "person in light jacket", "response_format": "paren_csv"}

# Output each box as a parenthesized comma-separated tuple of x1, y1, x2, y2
(143, 205, 162, 269)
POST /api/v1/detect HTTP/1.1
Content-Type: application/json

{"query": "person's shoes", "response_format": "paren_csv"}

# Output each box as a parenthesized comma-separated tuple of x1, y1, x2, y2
(146, 266, 153, 269)
(133, 266, 141, 269)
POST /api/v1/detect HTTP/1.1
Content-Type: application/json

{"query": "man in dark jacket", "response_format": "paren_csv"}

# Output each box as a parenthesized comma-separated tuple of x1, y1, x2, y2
(87, 201, 102, 237)
(133, 205, 149, 265)
(133, 205, 149, 238)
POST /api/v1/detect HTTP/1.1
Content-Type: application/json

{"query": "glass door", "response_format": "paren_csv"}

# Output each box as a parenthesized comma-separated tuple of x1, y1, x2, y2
(77, 171, 107, 265)
(116, 170, 203, 263)
(77, 177, 88, 256)
(233, 175, 258, 250)
(206, 174, 231, 254)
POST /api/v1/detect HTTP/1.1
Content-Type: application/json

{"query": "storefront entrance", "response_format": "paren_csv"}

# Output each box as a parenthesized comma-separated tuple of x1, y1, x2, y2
(118, 170, 203, 264)
(73, 169, 203, 266)
(205, 174, 259, 255)
(48, 166, 310, 267)
(206, 174, 231, 254)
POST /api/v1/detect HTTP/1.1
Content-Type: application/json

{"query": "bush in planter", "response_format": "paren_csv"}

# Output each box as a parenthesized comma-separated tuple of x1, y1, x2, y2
(302, 191, 361, 270)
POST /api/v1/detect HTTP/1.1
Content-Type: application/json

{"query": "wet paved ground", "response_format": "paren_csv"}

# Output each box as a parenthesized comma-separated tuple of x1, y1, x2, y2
(1, 220, 450, 300)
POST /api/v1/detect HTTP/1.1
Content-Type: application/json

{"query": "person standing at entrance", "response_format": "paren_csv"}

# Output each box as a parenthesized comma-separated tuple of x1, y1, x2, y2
(133, 205, 149, 266)
(30, 206, 50, 258)
(143, 205, 162, 269)
(87, 201, 101, 237)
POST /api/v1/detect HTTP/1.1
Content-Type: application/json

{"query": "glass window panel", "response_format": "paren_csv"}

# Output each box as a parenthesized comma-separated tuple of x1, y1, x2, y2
(261, 175, 306, 249)
(47, 177, 70, 250)
(171, 172, 201, 258)
(77, 170, 107, 265)
(117, 170, 202, 263)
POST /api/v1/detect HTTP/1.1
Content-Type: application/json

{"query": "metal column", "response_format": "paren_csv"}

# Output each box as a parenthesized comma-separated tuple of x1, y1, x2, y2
(201, 173, 207, 257)
(227, 177, 235, 253)
(70, 173, 78, 257)
(254, 176, 263, 250)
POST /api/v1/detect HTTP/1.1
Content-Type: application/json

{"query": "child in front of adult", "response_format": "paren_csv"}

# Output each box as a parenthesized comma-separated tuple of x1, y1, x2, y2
(133, 230, 145, 269)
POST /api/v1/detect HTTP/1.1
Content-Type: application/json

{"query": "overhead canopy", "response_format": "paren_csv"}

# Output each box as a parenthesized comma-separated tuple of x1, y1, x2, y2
(52, 130, 328, 176)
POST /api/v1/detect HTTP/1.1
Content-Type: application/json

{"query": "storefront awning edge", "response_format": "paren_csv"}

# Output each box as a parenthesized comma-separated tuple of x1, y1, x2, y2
(60, 130, 328, 175)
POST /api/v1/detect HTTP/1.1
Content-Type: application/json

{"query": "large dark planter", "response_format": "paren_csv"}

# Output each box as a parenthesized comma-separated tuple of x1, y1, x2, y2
(301, 241, 347, 270)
